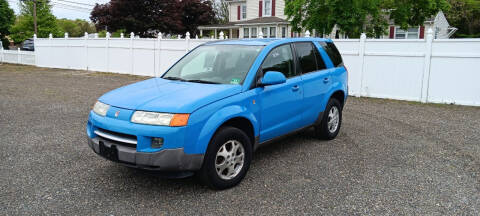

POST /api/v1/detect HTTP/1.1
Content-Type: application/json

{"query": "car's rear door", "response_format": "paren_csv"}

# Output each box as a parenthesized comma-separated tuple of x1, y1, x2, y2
(257, 44, 304, 142)
(293, 42, 334, 127)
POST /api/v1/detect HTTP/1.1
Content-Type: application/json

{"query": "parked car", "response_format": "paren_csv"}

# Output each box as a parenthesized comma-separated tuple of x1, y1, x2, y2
(21, 39, 34, 51)
(86, 38, 348, 189)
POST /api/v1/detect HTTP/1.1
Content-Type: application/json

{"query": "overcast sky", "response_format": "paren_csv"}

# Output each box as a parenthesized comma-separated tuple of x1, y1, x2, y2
(8, 0, 110, 21)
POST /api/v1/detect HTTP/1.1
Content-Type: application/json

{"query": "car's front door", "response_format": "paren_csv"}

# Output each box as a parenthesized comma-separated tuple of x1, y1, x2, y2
(257, 44, 304, 142)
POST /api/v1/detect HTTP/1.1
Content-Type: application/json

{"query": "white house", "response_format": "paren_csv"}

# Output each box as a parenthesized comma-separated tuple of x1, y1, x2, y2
(198, 1, 456, 39)
(198, 0, 292, 39)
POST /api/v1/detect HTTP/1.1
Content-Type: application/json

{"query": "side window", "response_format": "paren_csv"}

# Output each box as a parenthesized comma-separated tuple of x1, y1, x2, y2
(313, 45, 327, 70)
(321, 42, 343, 67)
(261, 44, 295, 78)
(294, 42, 317, 74)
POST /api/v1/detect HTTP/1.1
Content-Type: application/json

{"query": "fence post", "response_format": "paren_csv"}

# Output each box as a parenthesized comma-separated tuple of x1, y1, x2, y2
(219, 31, 224, 40)
(33, 34, 37, 65)
(65, 32, 69, 69)
(185, 32, 190, 52)
(359, 33, 367, 97)
(84, 32, 88, 71)
(305, 30, 311, 38)
(0, 41, 3, 63)
(421, 28, 434, 103)
(49, 33, 53, 67)
(130, 32, 134, 75)
(156, 32, 162, 77)
(106, 32, 110, 72)
(17, 48, 21, 64)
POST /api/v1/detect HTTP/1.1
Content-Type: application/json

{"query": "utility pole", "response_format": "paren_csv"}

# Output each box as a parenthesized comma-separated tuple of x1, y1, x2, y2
(33, 0, 37, 35)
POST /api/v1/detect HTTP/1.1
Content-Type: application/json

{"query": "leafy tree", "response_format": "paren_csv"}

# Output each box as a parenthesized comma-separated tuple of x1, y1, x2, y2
(179, 0, 215, 35)
(445, 0, 480, 38)
(0, 0, 15, 49)
(10, 0, 62, 43)
(285, 0, 450, 38)
(214, 0, 230, 24)
(57, 19, 96, 37)
(90, 0, 214, 37)
(98, 29, 125, 37)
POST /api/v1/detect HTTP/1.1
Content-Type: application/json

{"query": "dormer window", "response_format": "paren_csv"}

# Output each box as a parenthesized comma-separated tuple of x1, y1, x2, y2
(264, 0, 271, 16)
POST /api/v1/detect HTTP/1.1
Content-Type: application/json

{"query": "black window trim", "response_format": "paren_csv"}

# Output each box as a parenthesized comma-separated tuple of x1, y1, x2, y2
(250, 42, 299, 89)
(292, 41, 323, 75)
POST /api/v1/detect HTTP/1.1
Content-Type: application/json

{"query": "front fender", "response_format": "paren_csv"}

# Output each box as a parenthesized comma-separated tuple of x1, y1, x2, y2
(196, 105, 258, 154)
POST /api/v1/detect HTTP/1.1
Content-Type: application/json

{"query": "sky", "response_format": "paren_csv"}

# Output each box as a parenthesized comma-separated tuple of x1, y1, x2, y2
(7, 0, 110, 21)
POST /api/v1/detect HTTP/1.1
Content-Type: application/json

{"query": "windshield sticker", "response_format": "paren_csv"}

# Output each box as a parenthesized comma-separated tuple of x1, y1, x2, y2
(230, 78, 241, 84)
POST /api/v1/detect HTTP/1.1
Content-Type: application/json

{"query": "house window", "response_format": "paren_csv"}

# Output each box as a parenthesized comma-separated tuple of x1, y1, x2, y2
(262, 27, 268, 37)
(395, 27, 419, 39)
(241, 4, 247, 19)
(264, 0, 271, 16)
(282, 27, 286, 38)
(270, 27, 276, 38)
(251, 27, 257, 38)
(244, 28, 249, 38)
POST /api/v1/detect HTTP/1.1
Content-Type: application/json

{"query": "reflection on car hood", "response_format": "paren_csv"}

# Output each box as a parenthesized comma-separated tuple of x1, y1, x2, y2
(99, 78, 242, 113)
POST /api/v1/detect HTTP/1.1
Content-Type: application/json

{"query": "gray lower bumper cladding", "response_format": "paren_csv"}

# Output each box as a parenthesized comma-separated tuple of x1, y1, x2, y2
(88, 137, 204, 171)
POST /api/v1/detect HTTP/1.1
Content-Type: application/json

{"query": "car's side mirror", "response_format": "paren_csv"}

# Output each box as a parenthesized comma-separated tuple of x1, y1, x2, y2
(259, 71, 287, 86)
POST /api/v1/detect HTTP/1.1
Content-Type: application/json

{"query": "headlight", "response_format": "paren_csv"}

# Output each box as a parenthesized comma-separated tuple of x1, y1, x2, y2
(131, 111, 189, 126)
(93, 101, 110, 116)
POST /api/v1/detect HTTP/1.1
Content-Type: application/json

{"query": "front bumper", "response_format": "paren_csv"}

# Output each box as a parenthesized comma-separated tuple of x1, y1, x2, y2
(88, 136, 203, 171)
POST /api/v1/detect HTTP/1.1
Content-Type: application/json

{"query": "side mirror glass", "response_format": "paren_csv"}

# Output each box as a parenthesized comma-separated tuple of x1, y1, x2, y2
(260, 71, 287, 86)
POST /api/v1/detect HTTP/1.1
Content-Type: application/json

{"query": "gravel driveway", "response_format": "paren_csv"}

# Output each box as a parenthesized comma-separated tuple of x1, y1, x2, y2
(1, 64, 479, 215)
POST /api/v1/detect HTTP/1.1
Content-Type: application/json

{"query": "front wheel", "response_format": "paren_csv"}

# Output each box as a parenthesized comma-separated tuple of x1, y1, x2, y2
(198, 126, 252, 190)
(315, 98, 343, 140)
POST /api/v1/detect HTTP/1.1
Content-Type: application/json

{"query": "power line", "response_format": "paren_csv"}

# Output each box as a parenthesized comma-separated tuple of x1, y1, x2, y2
(51, 1, 93, 12)
(52, 5, 91, 13)
(51, 0, 93, 10)
(55, 0, 95, 7)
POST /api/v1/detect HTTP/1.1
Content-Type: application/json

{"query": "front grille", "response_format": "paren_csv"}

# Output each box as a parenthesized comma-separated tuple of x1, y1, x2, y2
(94, 128, 137, 148)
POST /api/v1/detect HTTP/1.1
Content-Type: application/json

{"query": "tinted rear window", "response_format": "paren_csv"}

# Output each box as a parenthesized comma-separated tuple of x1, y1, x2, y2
(313, 46, 327, 70)
(294, 42, 317, 74)
(322, 42, 343, 67)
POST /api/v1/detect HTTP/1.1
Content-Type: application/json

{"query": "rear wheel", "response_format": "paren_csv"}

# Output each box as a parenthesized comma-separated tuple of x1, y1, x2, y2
(315, 98, 342, 140)
(198, 126, 252, 190)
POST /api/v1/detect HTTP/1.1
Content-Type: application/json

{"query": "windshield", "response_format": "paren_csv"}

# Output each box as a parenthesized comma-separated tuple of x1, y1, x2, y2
(162, 45, 263, 85)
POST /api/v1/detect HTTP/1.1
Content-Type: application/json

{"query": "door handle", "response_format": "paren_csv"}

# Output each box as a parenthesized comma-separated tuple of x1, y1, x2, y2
(323, 77, 330, 83)
(292, 85, 300, 91)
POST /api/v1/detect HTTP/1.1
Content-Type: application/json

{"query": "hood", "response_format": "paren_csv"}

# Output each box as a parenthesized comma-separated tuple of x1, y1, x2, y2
(99, 78, 242, 113)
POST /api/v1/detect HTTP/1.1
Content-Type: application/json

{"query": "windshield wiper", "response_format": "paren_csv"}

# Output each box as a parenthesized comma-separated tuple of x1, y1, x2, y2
(163, 76, 187, 82)
(187, 79, 220, 84)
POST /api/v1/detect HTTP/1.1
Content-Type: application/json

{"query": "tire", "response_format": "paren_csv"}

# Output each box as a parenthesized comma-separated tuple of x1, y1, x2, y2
(315, 98, 342, 140)
(198, 126, 252, 190)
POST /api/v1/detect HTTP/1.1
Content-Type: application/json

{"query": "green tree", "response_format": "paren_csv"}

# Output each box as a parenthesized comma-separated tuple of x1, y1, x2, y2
(445, 0, 480, 38)
(0, 0, 15, 49)
(285, 0, 450, 38)
(57, 19, 96, 37)
(9, 0, 62, 43)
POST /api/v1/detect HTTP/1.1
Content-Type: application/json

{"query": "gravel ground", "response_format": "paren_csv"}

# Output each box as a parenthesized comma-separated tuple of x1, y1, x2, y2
(1, 64, 479, 215)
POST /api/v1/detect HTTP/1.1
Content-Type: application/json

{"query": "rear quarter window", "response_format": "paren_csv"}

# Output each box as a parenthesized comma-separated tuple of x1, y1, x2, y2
(321, 42, 343, 67)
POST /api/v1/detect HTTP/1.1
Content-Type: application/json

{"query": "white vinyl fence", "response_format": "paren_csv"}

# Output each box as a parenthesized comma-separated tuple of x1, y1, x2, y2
(34, 32, 214, 77)
(0, 48, 35, 65)
(4, 30, 480, 106)
(335, 29, 480, 106)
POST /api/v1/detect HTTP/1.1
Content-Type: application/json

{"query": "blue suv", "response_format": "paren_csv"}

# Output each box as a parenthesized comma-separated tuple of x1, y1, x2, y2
(86, 38, 348, 189)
